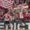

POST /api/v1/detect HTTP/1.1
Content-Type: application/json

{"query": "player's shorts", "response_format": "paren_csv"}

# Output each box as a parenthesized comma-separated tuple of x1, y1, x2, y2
(19, 18, 26, 23)
(22, 18, 27, 23)
(20, 25, 25, 28)
(20, 25, 23, 28)
(5, 21, 9, 24)
(19, 18, 23, 22)
(11, 20, 18, 24)
(11, 20, 16, 23)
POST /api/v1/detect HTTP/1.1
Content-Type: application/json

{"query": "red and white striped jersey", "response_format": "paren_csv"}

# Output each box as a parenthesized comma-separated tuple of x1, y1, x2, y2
(4, 13, 10, 21)
(19, 12, 23, 18)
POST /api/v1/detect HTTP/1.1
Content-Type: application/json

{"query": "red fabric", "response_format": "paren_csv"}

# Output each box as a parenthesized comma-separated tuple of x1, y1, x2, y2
(0, 9, 3, 11)
(0, 14, 3, 15)
(23, 11, 26, 13)
(4, 12, 10, 21)
(0, 9, 3, 15)
(19, 0, 20, 1)
(24, 4, 28, 11)
(23, 15, 27, 18)
(27, 17, 30, 21)
(5, 13, 10, 16)
(27, 15, 30, 21)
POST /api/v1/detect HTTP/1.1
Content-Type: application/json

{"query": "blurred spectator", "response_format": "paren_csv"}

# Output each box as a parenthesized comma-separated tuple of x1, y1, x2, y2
(27, 9, 30, 22)
(2, 10, 10, 25)
(23, 0, 26, 3)
(0, 7, 5, 22)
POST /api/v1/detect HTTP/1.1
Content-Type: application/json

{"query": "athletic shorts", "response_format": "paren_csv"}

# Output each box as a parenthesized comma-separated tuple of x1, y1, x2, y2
(20, 25, 23, 28)
(5, 21, 9, 24)
(19, 18, 26, 23)
(19, 18, 23, 22)
(11, 20, 16, 23)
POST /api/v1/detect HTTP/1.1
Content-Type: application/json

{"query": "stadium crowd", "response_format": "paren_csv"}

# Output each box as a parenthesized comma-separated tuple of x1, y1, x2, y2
(0, 0, 30, 30)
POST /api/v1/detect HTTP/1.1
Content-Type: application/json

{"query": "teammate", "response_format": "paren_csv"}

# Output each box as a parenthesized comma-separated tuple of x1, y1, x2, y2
(4, 12, 10, 24)
(3, 10, 10, 30)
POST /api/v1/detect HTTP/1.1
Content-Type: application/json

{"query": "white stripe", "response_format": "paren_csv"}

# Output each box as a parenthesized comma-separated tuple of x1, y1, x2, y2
(14, 8, 17, 9)
(23, 6, 28, 8)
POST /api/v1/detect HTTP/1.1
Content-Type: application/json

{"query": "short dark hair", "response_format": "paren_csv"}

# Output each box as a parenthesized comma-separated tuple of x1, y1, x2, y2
(4, 9, 8, 13)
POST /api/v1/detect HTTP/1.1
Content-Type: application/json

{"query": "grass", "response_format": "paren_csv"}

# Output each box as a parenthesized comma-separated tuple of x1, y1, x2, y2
(0, 29, 30, 30)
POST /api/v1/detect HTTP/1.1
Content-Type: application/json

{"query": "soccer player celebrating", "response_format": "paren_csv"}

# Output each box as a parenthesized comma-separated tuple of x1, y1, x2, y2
(3, 9, 10, 30)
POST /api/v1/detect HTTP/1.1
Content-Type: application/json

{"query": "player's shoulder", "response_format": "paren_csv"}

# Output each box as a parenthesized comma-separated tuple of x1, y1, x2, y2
(4, 12, 10, 15)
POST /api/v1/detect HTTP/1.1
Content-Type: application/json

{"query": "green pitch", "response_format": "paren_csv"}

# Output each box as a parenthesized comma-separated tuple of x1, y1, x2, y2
(0, 29, 30, 30)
